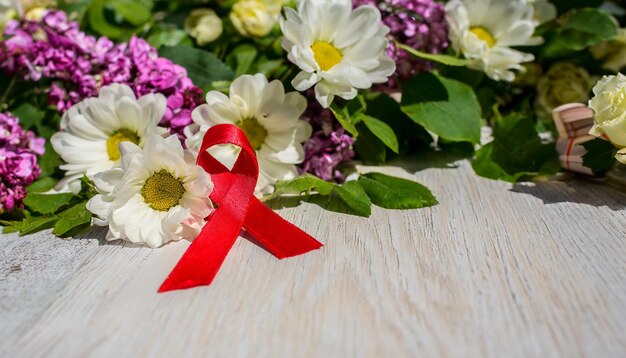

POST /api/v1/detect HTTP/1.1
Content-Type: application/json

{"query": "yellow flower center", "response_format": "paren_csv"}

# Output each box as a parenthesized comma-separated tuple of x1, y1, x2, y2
(470, 26, 496, 48)
(311, 41, 343, 71)
(106, 129, 139, 161)
(141, 170, 185, 212)
(236, 117, 267, 150)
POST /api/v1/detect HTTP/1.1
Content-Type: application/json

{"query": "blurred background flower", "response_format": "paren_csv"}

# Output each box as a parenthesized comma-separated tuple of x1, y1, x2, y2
(536, 62, 593, 117)
(0, 11, 202, 140)
(230, 0, 281, 38)
(590, 28, 626, 73)
(185, 8, 223, 46)
(0, 112, 44, 212)
(352, 0, 449, 89)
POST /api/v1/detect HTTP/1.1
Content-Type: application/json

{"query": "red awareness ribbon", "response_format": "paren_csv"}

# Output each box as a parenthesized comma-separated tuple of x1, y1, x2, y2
(158, 124, 323, 292)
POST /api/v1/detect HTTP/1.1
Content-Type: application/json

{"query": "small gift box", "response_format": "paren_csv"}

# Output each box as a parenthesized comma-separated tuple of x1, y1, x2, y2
(552, 103, 597, 176)
(552, 103, 595, 139)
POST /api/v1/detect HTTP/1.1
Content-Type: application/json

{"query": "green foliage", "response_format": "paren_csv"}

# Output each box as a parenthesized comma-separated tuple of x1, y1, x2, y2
(147, 27, 191, 48)
(26, 177, 58, 194)
(472, 114, 560, 182)
(226, 44, 259, 76)
(542, 8, 619, 58)
(401, 73, 482, 144)
(357, 173, 438, 210)
(330, 102, 361, 138)
(397, 43, 468, 66)
(330, 97, 400, 163)
(11, 103, 45, 132)
(2, 178, 97, 237)
(582, 139, 617, 174)
(353, 122, 387, 165)
(23, 193, 76, 215)
(364, 93, 433, 156)
(159, 45, 235, 90)
(360, 115, 399, 154)
(87, 0, 154, 40)
(53, 202, 93, 237)
(265, 173, 437, 217)
(38, 142, 63, 178)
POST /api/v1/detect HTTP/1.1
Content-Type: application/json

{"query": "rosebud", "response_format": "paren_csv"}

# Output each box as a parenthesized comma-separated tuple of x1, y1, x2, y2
(185, 8, 223, 46)
(229, 0, 281, 38)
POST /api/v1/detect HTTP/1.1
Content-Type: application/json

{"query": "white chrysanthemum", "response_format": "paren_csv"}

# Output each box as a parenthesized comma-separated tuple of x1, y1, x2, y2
(279, 0, 396, 108)
(86, 135, 213, 248)
(445, 0, 543, 82)
(185, 74, 312, 195)
(51, 84, 167, 189)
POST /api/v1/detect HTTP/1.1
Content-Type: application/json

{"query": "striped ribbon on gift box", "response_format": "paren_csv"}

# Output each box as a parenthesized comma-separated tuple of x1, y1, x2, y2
(552, 103, 597, 176)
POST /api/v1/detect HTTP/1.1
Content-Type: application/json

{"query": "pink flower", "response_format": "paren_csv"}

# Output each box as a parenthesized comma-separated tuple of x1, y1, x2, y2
(0, 112, 44, 212)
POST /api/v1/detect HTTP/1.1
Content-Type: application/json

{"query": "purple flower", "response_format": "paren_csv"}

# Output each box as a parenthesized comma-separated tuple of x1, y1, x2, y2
(0, 10, 203, 139)
(0, 112, 44, 212)
(300, 102, 356, 183)
(353, 0, 449, 88)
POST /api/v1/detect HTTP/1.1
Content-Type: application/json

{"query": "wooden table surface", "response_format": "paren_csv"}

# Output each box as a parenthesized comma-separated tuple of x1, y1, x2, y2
(1, 157, 625, 357)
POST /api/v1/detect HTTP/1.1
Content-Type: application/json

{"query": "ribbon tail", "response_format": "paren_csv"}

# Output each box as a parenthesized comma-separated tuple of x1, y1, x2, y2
(158, 209, 242, 292)
(243, 198, 323, 259)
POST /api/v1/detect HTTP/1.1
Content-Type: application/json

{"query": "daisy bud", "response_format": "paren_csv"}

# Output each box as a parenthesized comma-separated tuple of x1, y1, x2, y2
(185, 8, 223, 46)
(230, 0, 280, 38)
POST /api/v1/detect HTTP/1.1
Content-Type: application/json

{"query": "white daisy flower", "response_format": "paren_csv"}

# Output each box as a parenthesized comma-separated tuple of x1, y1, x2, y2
(86, 135, 213, 248)
(51, 84, 168, 190)
(445, 0, 544, 82)
(185, 74, 312, 195)
(279, 0, 396, 108)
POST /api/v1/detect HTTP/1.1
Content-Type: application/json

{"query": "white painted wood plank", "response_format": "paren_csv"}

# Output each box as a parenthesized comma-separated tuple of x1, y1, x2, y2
(1, 160, 625, 357)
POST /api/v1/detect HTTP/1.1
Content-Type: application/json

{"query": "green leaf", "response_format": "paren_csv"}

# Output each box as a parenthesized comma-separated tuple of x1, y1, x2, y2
(472, 113, 560, 182)
(359, 115, 399, 153)
(330, 105, 359, 138)
(147, 28, 190, 48)
(270, 174, 334, 198)
(397, 43, 468, 66)
(358, 173, 437, 210)
(353, 122, 387, 164)
(53, 202, 93, 237)
(542, 8, 618, 57)
(108, 0, 152, 26)
(159, 45, 235, 89)
(23, 193, 75, 215)
(364, 93, 433, 154)
(11, 103, 45, 131)
(401, 73, 482, 144)
(26, 177, 58, 193)
(332, 181, 371, 217)
(88, 0, 134, 39)
(582, 138, 617, 174)
(38, 142, 62, 178)
(226, 44, 259, 76)
(265, 176, 372, 217)
(2, 215, 57, 236)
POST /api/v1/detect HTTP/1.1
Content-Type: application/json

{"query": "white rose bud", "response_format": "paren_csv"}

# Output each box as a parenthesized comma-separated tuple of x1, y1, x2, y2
(589, 73, 626, 163)
(185, 9, 223, 46)
(229, 0, 280, 38)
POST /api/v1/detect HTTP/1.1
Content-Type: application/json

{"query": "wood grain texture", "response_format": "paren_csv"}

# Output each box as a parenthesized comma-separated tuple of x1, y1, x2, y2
(1, 158, 625, 358)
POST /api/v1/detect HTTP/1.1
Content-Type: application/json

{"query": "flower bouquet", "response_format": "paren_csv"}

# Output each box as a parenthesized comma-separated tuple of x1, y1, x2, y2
(0, 0, 624, 291)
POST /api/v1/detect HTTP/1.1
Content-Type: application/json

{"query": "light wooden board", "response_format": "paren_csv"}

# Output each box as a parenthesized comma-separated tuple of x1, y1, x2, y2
(1, 159, 625, 358)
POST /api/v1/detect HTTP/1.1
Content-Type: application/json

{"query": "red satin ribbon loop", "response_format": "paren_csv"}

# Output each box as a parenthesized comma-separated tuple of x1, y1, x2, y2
(158, 124, 323, 292)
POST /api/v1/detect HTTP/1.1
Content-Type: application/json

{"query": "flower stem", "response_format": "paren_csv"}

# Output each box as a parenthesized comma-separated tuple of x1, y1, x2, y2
(0, 76, 16, 109)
